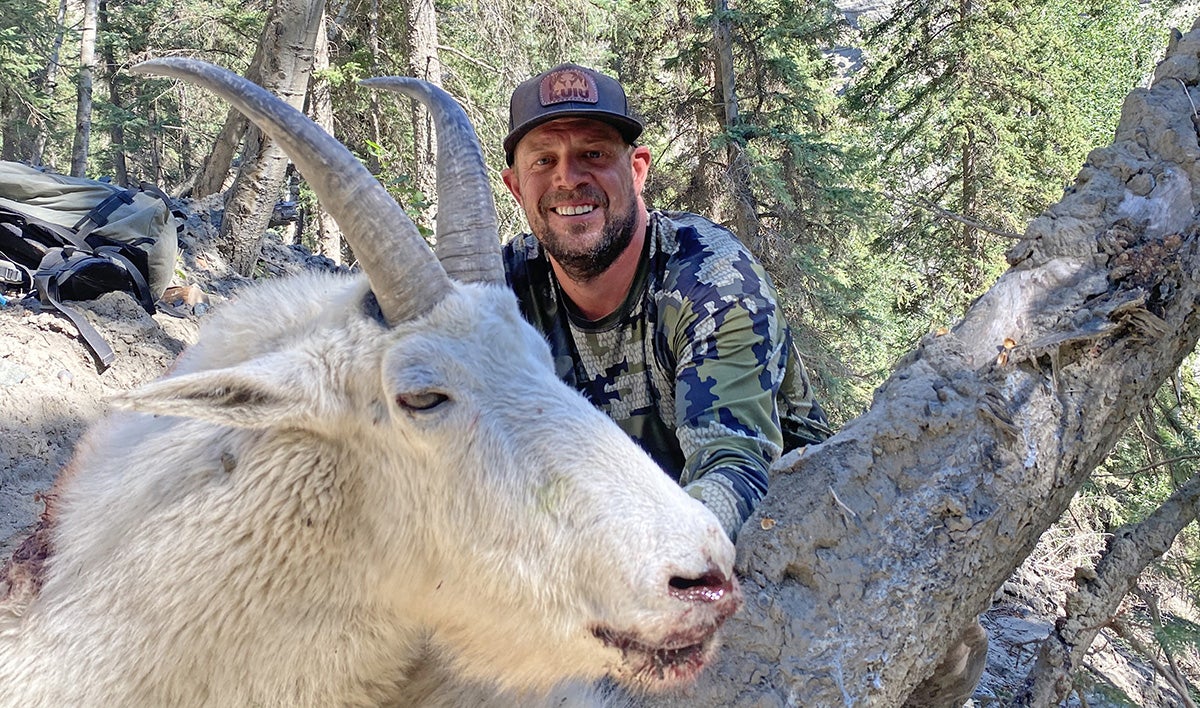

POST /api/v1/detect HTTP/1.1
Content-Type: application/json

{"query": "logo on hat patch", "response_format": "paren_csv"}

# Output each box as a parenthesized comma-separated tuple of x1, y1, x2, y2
(540, 68, 598, 106)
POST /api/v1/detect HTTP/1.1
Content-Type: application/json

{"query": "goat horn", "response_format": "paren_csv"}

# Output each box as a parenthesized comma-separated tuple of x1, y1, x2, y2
(132, 58, 453, 326)
(361, 77, 504, 287)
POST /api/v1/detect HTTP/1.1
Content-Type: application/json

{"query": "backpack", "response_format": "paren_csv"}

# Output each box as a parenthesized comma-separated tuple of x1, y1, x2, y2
(0, 161, 180, 369)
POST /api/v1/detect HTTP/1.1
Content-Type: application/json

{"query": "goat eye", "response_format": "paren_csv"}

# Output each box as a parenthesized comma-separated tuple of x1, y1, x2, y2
(395, 391, 449, 412)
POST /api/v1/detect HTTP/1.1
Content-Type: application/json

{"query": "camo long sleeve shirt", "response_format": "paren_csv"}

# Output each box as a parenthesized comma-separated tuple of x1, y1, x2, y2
(503, 211, 832, 540)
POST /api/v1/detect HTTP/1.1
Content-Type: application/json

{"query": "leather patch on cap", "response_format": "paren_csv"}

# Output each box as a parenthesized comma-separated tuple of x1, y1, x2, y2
(540, 68, 598, 106)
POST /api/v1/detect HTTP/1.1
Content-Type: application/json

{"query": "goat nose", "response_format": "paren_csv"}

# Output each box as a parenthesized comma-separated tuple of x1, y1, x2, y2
(668, 567, 733, 604)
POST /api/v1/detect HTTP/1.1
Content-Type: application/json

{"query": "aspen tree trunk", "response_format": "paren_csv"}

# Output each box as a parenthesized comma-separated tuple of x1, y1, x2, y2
(31, 0, 69, 165)
(401, 0, 440, 235)
(69, 0, 99, 177)
(192, 22, 273, 199)
(193, 113, 248, 198)
(218, 0, 326, 275)
(306, 11, 344, 264)
(642, 23, 1200, 708)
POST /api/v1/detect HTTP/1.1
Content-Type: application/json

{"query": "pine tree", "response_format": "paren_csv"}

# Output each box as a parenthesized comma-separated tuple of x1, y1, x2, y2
(846, 0, 1164, 334)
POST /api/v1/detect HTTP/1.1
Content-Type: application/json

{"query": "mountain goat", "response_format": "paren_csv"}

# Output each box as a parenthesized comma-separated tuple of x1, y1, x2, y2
(0, 59, 740, 706)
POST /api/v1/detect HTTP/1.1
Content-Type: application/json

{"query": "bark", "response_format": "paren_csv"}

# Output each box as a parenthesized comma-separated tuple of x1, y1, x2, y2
(366, 0, 382, 171)
(98, 0, 127, 187)
(31, 0, 68, 165)
(148, 102, 161, 184)
(70, 0, 99, 177)
(402, 0, 440, 233)
(0, 96, 32, 164)
(711, 0, 760, 252)
(641, 22, 1200, 707)
(193, 110, 248, 198)
(192, 21, 272, 199)
(218, 0, 326, 275)
(960, 122, 982, 289)
(305, 12, 344, 264)
(1014, 471, 1200, 705)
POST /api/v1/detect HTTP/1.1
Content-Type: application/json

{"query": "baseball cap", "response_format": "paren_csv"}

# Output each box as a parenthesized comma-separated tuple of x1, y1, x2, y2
(503, 63, 644, 165)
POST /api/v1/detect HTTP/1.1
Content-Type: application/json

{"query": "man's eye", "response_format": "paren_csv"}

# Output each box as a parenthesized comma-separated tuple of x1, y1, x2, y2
(396, 391, 449, 411)
(584, 150, 603, 159)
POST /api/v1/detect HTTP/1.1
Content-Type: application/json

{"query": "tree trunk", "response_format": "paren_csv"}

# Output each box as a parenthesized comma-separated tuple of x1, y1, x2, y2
(31, 0, 69, 166)
(305, 10, 344, 264)
(1014, 471, 1200, 705)
(0, 95, 33, 164)
(192, 20, 274, 199)
(70, 0, 99, 177)
(957, 0, 981, 293)
(218, 0, 326, 275)
(960, 123, 981, 289)
(148, 102, 162, 184)
(401, 0, 440, 234)
(711, 0, 759, 252)
(98, 0, 128, 186)
(193, 110, 248, 198)
(641, 24, 1200, 707)
(366, 0, 383, 172)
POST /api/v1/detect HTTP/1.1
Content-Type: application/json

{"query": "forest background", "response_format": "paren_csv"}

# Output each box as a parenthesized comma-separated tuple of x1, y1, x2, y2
(3, 0, 1200, 702)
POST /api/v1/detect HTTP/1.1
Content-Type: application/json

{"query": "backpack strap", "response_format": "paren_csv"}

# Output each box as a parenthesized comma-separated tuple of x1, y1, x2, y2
(34, 249, 116, 370)
(15, 209, 92, 251)
(73, 187, 136, 239)
(93, 245, 155, 313)
(0, 255, 28, 289)
(137, 181, 183, 218)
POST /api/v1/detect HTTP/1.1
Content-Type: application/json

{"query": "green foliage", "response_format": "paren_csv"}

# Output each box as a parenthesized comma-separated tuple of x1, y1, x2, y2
(1085, 360, 1200, 684)
(1157, 615, 1200, 658)
(598, 0, 891, 419)
(363, 138, 433, 240)
(0, 0, 268, 178)
(846, 0, 1166, 353)
(0, 0, 57, 162)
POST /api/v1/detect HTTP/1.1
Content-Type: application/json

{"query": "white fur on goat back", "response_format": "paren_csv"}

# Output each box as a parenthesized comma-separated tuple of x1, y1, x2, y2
(0, 271, 739, 706)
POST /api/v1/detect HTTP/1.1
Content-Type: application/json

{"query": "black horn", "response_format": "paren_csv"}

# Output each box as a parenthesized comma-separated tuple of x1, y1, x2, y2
(132, 58, 453, 325)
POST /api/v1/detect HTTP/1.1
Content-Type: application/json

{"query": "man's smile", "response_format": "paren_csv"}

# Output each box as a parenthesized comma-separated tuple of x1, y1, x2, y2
(553, 204, 597, 216)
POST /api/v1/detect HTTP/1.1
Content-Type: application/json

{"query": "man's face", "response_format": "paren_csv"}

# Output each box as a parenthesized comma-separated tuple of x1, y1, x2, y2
(502, 118, 651, 281)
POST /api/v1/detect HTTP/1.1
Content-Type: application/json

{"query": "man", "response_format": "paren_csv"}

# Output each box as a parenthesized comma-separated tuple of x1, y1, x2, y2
(500, 62, 832, 541)
(498, 63, 987, 707)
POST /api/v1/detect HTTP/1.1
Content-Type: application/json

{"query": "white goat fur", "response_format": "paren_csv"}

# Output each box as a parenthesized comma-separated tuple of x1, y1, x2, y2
(0, 271, 734, 706)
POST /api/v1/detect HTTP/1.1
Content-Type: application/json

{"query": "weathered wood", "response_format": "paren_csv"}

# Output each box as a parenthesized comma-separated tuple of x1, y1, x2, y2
(218, 0, 326, 275)
(1014, 468, 1200, 705)
(650, 19, 1200, 708)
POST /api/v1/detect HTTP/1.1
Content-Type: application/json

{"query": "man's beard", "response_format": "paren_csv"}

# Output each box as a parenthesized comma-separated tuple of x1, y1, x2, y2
(534, 186, 638, 282)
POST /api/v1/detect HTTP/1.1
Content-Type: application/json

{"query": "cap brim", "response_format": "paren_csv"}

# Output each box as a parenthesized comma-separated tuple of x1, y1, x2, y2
(504, 111, 644, 164)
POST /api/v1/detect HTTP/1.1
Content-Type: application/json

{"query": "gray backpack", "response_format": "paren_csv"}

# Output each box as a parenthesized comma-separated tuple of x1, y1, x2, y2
(0, 161, 180, 369)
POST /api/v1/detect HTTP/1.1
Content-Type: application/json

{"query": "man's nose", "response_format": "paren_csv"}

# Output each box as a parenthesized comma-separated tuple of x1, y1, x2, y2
(551, 156, 587, 189)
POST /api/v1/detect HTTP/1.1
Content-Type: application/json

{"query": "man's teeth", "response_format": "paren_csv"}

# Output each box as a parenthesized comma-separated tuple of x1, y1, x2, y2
(555, 205, 595, 216)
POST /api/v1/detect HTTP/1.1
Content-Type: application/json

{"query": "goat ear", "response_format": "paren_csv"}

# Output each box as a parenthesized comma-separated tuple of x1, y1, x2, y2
(113, 355, 315, 428)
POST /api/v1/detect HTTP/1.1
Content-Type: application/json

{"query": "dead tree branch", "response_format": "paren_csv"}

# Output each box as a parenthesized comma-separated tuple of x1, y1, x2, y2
(646, 20, 1200, 707)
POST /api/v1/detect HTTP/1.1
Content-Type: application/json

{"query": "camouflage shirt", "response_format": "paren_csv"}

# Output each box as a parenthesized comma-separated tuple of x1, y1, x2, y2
(503, 211, 831, 539)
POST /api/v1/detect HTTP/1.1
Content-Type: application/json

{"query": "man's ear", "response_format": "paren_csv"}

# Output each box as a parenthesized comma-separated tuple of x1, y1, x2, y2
(501, 166, 523, 206)
(631, 145, 652, 194)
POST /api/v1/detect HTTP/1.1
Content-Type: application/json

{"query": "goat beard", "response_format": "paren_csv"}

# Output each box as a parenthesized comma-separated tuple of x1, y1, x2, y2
(533, 186, 638, 283)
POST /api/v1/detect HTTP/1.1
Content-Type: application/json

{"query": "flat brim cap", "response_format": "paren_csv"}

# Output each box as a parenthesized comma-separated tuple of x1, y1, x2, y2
(504, 63, 644, 164)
